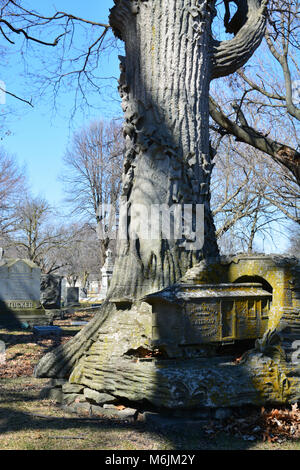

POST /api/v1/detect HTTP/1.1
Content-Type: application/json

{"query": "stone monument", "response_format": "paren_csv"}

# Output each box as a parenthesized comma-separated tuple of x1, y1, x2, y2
(66, 287, 79, 305)
(79, 287, 88, 300)
(40, 274, 62, 310)
(0, 258, 48, 327)
(61, 277, 67, 306)
(35, 1, 300, 413)
(99, 250, 114, 300)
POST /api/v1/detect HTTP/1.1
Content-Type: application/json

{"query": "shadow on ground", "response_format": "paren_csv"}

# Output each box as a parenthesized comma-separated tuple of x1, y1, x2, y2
(0, 378, 261, 450)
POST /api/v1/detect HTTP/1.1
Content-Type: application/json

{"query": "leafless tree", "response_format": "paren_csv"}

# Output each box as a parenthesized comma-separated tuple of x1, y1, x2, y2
(210, 0, 300, 184)
(211, 132, 299, 253)
(0, 147, 26, 238)
(61, 119, 124, 260)
(5, 195, 73, 273)
(56, 224, 103, 288)
(0, 0, 116, 116)
(287, 225, 300, 258)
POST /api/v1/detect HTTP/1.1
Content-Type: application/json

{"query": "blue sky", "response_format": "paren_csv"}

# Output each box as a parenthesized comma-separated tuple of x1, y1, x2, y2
(1, 0, 120, 208)
(0, 0, 228, 212)
(0, 1, 294, 253)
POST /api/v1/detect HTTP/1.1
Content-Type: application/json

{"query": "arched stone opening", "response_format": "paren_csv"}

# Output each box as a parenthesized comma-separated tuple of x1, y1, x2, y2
(233, 275, 273, 295)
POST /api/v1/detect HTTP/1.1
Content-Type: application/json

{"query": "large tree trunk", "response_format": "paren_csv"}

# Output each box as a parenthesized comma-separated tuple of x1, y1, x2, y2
(35, 0, 268, 380)
(108, 0, 219, 300)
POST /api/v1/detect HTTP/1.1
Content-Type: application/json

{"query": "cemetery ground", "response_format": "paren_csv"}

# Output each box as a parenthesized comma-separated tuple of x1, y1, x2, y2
(0, 310, 300, 451)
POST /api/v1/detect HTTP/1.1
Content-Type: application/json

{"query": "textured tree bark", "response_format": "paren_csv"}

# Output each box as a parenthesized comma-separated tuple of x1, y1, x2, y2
(107, 0, 268, 300)
(35, 0, 268, 379)
(108, 0, 219, 300)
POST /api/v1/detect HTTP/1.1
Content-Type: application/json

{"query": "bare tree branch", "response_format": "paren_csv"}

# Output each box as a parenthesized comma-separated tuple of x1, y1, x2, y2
(209, 96, 300, 184)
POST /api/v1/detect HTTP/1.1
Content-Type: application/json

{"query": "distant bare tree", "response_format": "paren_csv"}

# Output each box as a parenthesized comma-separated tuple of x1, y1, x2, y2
(210, 0, 300, 184)
(211, 135, 300, 254)
(61, 119, 124, 260)
(287, 226, 300, 258)
(56, 224, 103, 288)
(0, 0, 115, 116)
(0, 147, 26, 238)
(7, 195, 72, 273)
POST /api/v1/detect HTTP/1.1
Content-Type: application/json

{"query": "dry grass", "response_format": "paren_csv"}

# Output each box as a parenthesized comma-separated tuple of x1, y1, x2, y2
(0, 323, 300, 450)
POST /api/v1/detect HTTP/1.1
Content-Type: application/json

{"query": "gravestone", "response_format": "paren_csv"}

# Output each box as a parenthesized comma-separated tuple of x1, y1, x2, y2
(0, 258, 48, 327)
(33, 325, 62, 337)
(79, 287, 87, 300)
(67, 287, 79, 305)
(40, 274, 62, 309)
(87, 278, 101, 298)
(61, 277, 67, 306)
(0, 339, 5, 365)
(99, 250, 114, 300)
(144, 282, 272, 356)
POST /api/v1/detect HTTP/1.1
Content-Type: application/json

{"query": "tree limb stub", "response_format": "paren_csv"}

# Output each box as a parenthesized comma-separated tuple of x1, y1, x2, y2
(212, 0, 268, 79)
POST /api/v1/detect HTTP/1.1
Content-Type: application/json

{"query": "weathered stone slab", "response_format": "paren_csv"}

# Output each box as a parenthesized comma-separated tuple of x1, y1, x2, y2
(33, 326, 62, 337)
(62, 383, 84, 394)
(0, 259, 48, 327)
(66, 287, 79, 305)
(145, 282, 272, 347)
(70, 350, 300, 409)
(0, 259, 40, 302)
(83, 388, 116, 405)
(63, 393, 86, 405)
(40, 274, 62, 309)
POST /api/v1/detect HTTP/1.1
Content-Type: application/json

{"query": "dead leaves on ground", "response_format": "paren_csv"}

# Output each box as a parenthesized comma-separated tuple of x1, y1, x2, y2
(204, 403, 300, 443)
(0, 336, 72, 379)
(0, 315, 91, 379)
(261, 404, 300, 442)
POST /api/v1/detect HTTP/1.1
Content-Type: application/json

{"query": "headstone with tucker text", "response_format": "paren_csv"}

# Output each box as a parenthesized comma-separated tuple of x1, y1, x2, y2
(0, 258, 48, 327)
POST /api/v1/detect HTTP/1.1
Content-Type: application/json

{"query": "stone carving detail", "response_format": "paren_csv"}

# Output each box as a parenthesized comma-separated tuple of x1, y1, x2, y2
(187, 303, 219, 339)
(34, 3, 300, 412)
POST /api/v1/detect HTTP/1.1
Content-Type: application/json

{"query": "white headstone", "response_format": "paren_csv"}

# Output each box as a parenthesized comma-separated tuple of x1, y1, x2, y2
(61, 277, 68, 306)
(99, 250, 114, 299)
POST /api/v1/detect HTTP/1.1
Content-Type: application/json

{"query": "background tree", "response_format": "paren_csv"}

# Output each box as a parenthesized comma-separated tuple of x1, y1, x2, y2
(287, 226, 300, 258)
(211, 133, 300, 253)
(61, 119, 124, 260)
(56, 224, 103, 288)
(0, 0, 115, 118)
(0, 147, 26, 239)
(5, 195, 72, 273)
(210, 0, 300, 184)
